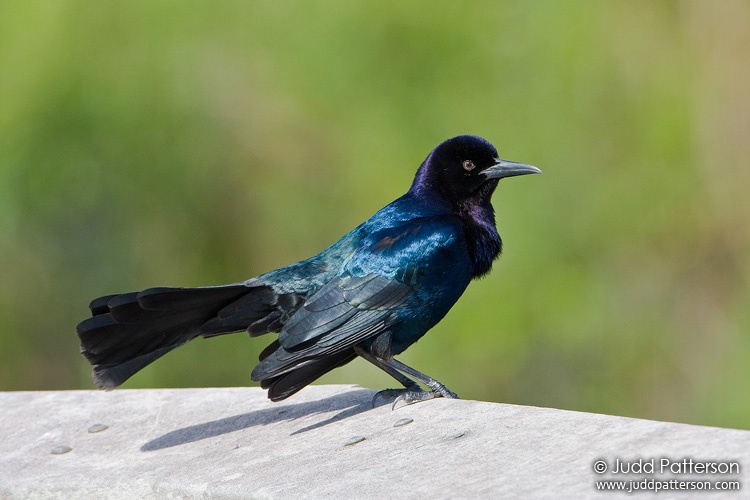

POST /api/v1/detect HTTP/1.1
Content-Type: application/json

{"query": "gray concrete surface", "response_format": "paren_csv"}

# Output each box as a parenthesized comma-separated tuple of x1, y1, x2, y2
(1, 385, 747, 499)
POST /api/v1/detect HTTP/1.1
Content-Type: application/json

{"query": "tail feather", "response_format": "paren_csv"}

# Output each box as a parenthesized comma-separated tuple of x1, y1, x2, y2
(107, 292, 188, 324)
(89, 294, 120, 315)
(78, 290, 242, 365)
(76, 283, 305, 389)
(92, 344, 186, 389)
(200, 288, 304, 337)
(76, 280, 354, 400)
(136, 286, 251, 310)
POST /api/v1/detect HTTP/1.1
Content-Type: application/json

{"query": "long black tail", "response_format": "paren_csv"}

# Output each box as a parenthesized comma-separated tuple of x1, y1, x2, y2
(76, 283, 302, 390)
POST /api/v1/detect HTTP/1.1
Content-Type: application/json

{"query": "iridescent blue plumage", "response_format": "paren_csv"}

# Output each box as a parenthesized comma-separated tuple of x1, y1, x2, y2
(77, 135, 540, 404)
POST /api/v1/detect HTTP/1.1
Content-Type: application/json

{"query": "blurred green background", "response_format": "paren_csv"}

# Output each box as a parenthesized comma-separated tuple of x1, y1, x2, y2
(1, 1, 748, 430)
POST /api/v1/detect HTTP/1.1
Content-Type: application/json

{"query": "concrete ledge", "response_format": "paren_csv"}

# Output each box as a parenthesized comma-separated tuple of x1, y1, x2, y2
(1, 386, 748, 499)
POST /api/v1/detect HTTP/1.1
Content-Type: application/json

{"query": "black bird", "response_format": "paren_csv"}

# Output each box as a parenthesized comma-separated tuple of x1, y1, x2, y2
(77, 135, 540, 405)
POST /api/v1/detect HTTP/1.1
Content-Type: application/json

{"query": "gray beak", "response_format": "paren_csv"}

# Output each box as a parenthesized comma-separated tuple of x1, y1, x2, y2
(482, 159, 542, 179)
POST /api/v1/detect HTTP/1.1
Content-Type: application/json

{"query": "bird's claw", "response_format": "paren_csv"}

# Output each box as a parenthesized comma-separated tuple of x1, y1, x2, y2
(371, 388, 409, 408)
(372, 386, 459, 410)
(391, 389, 438, 410)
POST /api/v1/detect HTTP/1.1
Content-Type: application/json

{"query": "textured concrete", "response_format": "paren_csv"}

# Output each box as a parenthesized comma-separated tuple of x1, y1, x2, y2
(1, 386, 748, 499)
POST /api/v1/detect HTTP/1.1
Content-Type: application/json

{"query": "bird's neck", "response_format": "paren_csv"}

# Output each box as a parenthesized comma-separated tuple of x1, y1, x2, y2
(458, 198, 502, 278)
(405, 189, 502, 278)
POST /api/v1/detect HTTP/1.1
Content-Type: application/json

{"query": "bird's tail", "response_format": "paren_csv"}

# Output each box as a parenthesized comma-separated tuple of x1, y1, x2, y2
(76, 283, 300, 389)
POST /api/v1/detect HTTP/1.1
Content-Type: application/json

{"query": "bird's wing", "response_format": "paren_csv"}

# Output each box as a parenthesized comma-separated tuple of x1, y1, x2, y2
(251, 216, 465, 381)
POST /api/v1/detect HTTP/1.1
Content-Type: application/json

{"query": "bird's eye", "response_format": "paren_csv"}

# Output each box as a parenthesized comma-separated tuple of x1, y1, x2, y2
(462, 160, 475, 171)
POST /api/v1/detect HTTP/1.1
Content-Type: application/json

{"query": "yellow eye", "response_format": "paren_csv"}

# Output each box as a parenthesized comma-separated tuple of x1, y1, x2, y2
(462, 160, 475, 171)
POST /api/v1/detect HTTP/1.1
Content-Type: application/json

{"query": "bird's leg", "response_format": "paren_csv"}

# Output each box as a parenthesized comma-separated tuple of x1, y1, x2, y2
(387, 358, 459, 400)
(354, 347, 421, 407)
(355, 347, 458, 409)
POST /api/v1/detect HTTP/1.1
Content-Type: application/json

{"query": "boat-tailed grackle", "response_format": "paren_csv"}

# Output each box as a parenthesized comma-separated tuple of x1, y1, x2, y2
(77, 135, 541, 406)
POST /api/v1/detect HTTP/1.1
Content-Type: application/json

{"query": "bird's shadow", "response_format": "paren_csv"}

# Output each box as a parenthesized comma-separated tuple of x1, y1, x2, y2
(141, 388, 379, 452)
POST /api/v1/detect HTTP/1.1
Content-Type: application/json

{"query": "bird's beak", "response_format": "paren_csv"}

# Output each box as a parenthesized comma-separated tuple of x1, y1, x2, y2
(482, 159, 542, 180)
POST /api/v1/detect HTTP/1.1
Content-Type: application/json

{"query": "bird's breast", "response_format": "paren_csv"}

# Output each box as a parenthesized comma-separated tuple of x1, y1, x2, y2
(388, 251, 474, 355)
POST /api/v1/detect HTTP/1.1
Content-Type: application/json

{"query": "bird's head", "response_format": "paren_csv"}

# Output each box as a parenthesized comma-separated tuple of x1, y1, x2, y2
(410, 135, 541, 209)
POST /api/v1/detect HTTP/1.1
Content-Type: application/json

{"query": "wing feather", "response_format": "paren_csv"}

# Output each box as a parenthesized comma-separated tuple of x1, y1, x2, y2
(250, 216, 466, 388)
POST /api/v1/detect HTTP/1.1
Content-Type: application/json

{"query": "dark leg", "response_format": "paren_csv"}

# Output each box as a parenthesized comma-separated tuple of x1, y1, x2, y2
(387, 358, 459, 399)
(354, 346, 459, 409)
(354, 347, 421, 389)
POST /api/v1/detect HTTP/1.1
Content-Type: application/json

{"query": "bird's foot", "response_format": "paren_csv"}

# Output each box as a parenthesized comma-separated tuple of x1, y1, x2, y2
(372, 384, 459, 410)
(372, 387, 410, 407)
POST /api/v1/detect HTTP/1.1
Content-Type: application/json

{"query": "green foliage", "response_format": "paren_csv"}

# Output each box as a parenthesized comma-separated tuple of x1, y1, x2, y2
(1, 1, 748, 429)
